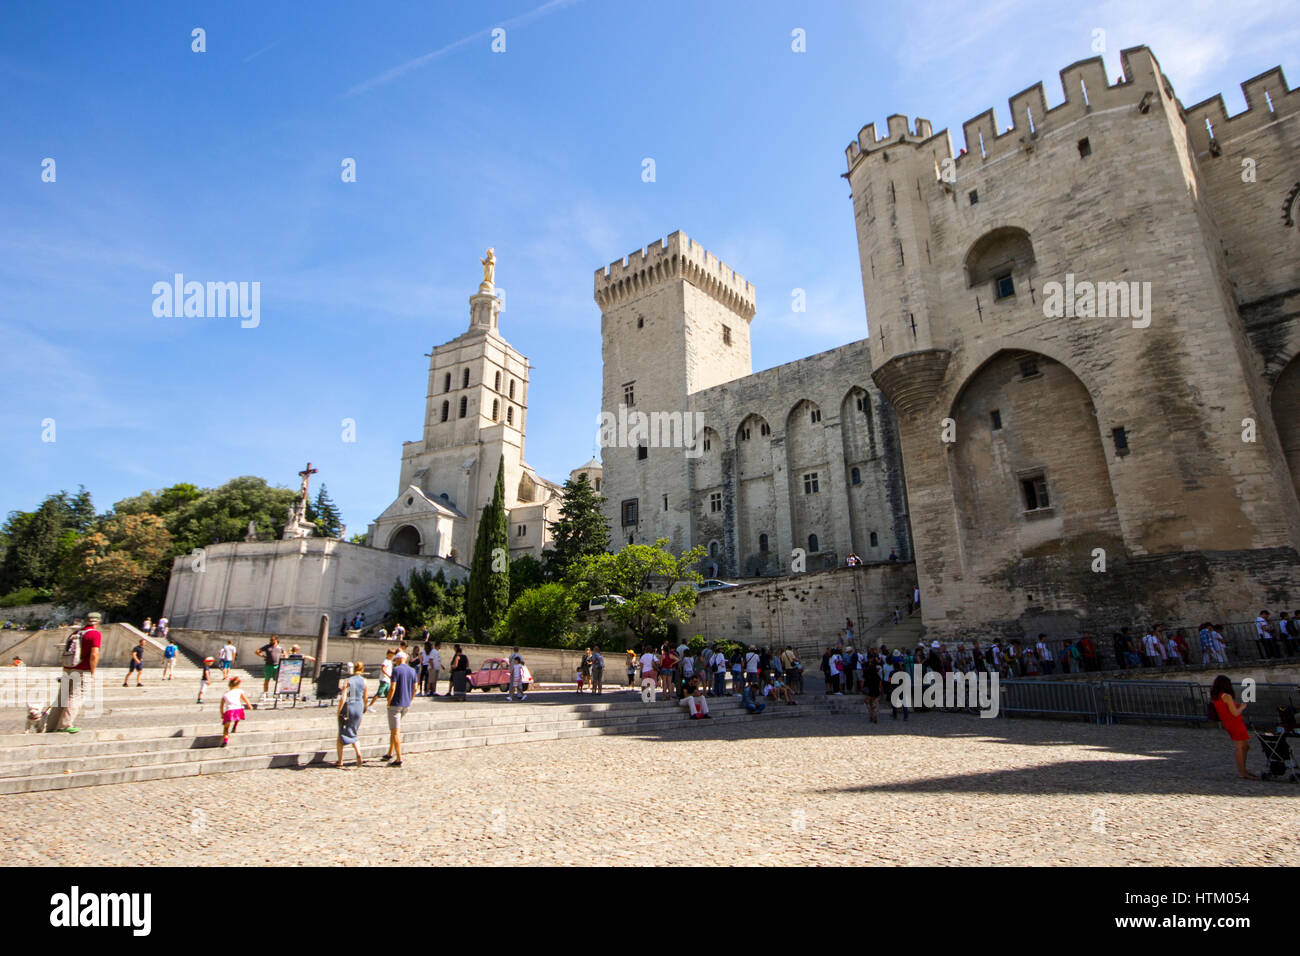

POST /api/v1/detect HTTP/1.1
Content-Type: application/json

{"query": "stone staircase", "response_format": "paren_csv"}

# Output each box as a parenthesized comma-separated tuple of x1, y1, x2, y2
(870, 609, 926, 649)
(0, 678, 857, 794)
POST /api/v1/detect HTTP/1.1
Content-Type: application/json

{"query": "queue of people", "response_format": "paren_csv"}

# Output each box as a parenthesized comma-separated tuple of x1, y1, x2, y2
(633, 641, 803, 706)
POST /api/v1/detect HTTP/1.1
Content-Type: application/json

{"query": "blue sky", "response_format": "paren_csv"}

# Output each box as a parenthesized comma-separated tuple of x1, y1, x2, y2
(2, 0, 1295, 534)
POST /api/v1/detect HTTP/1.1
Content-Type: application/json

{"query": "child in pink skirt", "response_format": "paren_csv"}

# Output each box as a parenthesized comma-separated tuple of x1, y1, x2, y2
(220, 676, 251, 747)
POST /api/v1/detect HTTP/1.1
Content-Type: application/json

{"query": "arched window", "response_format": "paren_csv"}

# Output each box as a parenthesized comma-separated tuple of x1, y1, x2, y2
(458, 396, 467, 418)
(462, 368, 470, 389)
(851, 466, 862, 485)
(494, 371, 501, 391)
(869, 531, 878, 547)
(964, 226, 1035, 295)
(509, 380, 516, 399)
(758, 533, 769, 553)
(506, 406, 514, 425)
(443, 373, 451, 393)
(808, 533, 819, 553)
(492, 399, 499, 421)
(709, 541, 719, 557)
(440, 400, 449, 422)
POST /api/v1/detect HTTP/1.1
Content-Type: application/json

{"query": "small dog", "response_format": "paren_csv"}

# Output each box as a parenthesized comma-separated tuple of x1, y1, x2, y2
(25, 704, 50, 734)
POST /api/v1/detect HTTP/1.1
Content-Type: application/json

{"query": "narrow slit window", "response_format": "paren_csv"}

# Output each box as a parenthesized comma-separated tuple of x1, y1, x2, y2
(990, 409, 1002, 430)
(1112, 426, 1129, 456)
(1078, 137, 1091, 158)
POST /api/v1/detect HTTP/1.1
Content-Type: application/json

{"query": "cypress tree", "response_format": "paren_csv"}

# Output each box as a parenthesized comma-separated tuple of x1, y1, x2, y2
(465, 455, 510, 639)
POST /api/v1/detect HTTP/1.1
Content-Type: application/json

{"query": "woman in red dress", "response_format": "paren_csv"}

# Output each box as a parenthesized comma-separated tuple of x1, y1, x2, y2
(1210, 675, 1257, 779)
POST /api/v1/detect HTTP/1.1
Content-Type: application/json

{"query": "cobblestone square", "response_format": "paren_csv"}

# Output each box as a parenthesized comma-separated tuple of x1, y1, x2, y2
(5, 712, 1296, 867)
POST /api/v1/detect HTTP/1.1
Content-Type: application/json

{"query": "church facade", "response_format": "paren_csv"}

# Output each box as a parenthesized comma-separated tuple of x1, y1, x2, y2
(366, 257, 567, 564)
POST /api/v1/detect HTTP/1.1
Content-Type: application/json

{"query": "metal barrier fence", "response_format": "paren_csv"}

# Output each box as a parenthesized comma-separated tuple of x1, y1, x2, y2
(1103, 681, 1209, 724)
(1000, 680, 1300, 726)
(1000, 680, 1104, 724)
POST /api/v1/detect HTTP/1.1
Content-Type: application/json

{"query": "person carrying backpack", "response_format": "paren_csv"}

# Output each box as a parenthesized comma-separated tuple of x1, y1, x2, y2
(47, 613, 102, 733)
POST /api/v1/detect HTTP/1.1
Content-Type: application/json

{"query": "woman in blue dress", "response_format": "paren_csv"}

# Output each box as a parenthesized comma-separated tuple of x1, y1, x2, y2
(336, 661, 367, 768)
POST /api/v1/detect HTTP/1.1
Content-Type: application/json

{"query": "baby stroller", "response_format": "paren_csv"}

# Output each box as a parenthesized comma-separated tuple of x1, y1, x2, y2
(1258, 704, 1299, 782)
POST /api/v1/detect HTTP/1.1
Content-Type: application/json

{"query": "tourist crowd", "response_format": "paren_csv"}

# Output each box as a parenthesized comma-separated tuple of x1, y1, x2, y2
(629, 640, 804, 716)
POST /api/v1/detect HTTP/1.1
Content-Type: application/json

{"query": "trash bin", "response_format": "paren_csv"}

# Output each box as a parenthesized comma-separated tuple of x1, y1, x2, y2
(315, 662, 345, 701)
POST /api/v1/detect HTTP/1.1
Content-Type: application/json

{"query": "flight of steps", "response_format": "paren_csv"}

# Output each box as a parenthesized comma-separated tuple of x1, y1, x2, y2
(870, 610, 926, 650)
(0, 687, 860, 794)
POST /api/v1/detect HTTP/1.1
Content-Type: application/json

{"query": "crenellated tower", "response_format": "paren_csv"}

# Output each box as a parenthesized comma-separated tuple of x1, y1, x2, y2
(844, 46, 1300, 640)
(594, 231, 757, 553)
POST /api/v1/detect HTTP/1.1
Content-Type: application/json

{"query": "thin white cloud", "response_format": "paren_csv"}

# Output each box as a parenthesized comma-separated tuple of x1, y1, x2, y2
(243, 40, 281, 64)
(346, 0, 585, 96)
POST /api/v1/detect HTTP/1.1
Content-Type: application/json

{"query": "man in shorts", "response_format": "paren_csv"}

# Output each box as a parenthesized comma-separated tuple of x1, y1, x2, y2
(256, 634, 284, 695)
(382, 653, 418, 767)
(123, 638, 146, 686)
(219, 640, 237, 677)
(367, 649, 396, 713)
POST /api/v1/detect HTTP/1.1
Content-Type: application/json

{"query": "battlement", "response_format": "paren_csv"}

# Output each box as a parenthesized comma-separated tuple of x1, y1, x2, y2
(593, 230, 757, 319)
(1184, 66, 1296, 155)
(846, 46, 1173, 175)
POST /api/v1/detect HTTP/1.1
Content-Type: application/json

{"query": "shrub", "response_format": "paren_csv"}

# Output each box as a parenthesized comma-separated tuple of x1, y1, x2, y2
(564, 621, 611, 650)
(0, 587, 53, 608)
(503, 583, 578, 648)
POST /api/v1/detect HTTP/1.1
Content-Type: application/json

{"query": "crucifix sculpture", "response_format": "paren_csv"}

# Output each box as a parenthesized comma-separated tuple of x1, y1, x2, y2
(297, 461, 318, 511)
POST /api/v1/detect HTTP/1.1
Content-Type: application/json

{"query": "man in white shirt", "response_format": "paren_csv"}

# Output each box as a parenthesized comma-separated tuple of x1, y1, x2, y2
(1141, 630, 1161, 668)
(1256, 611, 1276, 658)
(711, 649, 727, 697)
(367, 649, 396, 713)
(1034, 635, 1054, 675)
(829, 651, 844, 694)
(639, 648, 659, 703)
(219, 640, 237, 677)
(427, 641, 444, 696)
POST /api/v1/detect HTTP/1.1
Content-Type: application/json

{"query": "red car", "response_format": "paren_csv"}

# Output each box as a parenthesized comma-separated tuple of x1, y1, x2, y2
(467, 658, 533, 692)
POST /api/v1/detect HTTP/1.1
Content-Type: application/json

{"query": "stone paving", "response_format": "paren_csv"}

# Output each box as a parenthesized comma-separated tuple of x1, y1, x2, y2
(4, 709, 1297, 866)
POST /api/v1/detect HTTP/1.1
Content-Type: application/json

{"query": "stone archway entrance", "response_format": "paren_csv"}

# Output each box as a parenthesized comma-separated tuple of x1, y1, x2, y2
(1272, 356, 1300, 505)
(388, 524, 422, 555)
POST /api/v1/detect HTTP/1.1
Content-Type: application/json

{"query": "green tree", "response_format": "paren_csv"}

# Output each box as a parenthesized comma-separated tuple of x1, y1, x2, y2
(165, 476, 297, 553)
(543, 472, 609, 579)
(503, 582, 578, 647)
(508, 553, 545, 602)
(568, 538, 704, 646)
(55, 513, 172, 613)
(309, 484, 343, 538)
(113, 483, 202, 520)
(465, 456, 510, 639)
(0, 494, 78, 593)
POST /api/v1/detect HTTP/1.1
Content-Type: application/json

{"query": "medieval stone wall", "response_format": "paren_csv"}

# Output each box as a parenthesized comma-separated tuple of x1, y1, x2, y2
(847, 45, 1300, 640)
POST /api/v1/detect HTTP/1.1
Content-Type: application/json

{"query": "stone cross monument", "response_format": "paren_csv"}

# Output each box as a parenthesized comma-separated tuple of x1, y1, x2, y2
(282, 461, 319, 540)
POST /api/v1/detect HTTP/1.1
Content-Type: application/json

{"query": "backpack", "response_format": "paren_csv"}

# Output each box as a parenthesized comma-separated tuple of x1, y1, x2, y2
(60, 628, 84, 669)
